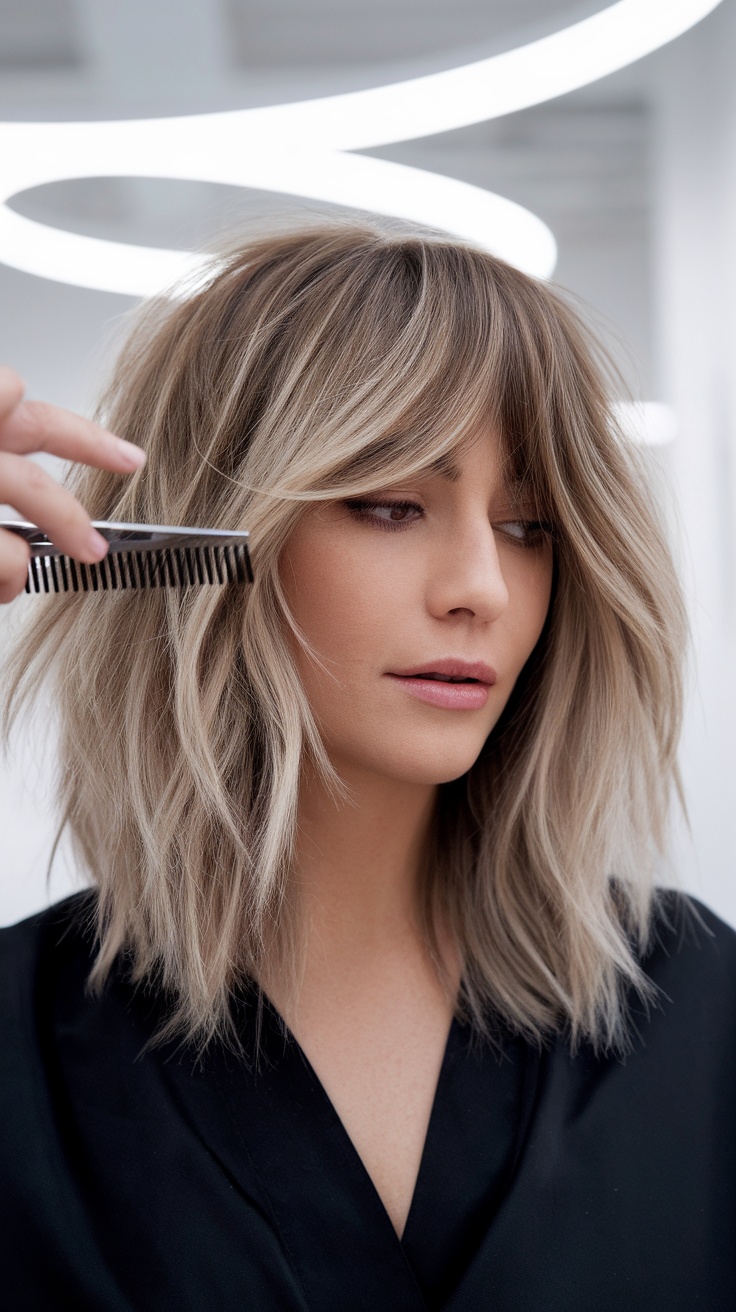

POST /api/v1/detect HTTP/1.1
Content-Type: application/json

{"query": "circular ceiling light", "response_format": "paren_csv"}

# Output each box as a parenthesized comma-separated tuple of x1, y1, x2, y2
(0, 0, 723, 298)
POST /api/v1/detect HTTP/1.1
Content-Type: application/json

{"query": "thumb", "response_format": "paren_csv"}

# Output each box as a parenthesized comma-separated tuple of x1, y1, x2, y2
(0, 366, 26, 423)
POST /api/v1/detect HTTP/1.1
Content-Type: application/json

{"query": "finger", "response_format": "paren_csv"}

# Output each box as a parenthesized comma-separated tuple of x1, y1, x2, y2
(0, 366, 25, 423)
(0, 399, 146, 472)
(0, 451, 109, 564)
(0, 525, 31, 604)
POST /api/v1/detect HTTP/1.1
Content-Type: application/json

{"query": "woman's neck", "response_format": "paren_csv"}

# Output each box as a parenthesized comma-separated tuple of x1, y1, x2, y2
(294, 763, 438, 952)
(268, 765, 461, 1241)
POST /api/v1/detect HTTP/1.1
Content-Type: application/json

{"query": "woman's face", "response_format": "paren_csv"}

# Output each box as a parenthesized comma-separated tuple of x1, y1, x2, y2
(279, 431, 554, 788)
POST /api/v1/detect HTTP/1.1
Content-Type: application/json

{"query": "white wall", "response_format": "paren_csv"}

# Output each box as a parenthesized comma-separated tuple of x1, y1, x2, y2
(650, 0, 736, 926)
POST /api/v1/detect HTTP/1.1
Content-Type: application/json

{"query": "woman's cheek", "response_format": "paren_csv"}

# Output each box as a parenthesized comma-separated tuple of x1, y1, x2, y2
(309, 539, 414, 661)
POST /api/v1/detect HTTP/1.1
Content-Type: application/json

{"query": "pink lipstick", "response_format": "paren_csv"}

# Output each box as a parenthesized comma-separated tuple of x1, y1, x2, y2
(385, 659, 497, 711)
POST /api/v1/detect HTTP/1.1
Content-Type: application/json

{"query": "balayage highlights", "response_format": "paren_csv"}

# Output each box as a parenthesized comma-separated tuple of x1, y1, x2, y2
(1, 221, 690, 1055)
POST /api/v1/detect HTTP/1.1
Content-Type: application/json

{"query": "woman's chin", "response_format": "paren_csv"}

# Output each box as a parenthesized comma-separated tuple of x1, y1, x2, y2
(331, 742, 484, 790)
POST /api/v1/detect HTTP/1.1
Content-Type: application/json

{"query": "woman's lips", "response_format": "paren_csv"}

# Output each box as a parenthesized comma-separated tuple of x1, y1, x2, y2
(384, 661, 496, 711)
(385, 675, 491, 710)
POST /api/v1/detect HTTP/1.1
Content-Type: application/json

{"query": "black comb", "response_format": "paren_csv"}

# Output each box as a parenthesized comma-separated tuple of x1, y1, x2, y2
(0, 520, 253, 594)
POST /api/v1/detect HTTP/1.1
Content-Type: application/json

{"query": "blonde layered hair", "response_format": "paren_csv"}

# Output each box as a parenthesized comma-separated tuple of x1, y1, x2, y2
(2, 221, 689, 1056)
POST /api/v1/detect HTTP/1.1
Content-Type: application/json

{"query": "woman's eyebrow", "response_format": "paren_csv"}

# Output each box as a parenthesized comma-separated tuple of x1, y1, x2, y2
(418, 454, 529, 502)
(422, 453, 463, 482)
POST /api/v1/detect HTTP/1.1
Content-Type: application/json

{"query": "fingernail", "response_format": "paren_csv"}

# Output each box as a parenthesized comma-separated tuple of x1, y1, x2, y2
(115, 438, 147, 469)
(87, 529, 109, 560)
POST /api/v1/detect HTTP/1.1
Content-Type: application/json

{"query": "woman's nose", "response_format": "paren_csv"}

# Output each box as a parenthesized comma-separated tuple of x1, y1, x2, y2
(425, 520, 509, 623)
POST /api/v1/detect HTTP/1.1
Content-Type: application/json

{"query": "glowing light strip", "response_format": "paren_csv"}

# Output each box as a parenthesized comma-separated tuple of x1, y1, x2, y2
(0, 0, 723, 297)
(0, 148, 557, 295)
(219, 0, 725, 150)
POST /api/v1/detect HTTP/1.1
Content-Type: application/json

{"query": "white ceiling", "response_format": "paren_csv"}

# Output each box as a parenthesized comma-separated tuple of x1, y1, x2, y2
(0, 0, 80, 70)
(0, 2, 618, 76)
(0, 0, 656, 391)
(0, 0, 649, 109)
(222, 0, 607, 70)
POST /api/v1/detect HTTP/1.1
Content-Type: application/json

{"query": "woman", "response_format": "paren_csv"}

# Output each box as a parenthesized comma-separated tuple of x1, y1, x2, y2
(0, 222, 734, 1310)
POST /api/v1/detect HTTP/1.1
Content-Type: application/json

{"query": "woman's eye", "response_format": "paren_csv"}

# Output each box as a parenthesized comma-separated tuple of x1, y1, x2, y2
(343, 499, 423, 530)
(495, 520, 552, 546)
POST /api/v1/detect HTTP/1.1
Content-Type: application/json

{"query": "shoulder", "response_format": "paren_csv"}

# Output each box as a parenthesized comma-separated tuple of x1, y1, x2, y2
(0, 889, 97, 959)
(630, 887, 736, 1053)
(0, 891, 98, 1027)
(645, 887, 736, 989)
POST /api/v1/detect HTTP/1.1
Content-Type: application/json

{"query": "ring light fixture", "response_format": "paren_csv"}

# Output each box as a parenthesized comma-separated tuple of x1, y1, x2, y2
(0, 152, 556, 295)
(0, 0, 723, 318)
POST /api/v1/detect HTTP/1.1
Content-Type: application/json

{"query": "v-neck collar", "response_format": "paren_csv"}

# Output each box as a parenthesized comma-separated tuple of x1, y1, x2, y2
(400, 1018, 536, 1308)
(162, 993, 427, 1310)
(160, 991, 539, 1311)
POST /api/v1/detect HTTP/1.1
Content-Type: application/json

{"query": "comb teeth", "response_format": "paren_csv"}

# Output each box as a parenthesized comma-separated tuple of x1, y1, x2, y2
(24, 543, 253, 594)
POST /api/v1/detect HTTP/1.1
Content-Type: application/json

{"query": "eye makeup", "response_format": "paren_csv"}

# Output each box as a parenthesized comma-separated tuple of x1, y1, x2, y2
(343, 498, 422, 530)
(343, 497, 553, 547)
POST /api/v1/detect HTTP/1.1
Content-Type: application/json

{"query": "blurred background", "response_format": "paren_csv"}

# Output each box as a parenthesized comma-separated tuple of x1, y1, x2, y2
(0, 0, 734, 927)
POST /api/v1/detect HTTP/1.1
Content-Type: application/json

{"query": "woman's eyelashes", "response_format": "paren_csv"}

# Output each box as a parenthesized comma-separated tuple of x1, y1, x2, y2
(344, 498, 423, 530)
(343, 498, 553, 546)
(498, 520, 554, 547)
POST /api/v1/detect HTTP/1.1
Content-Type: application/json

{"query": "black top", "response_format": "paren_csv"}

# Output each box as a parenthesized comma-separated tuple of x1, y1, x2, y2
(1, 889, 735, 1311)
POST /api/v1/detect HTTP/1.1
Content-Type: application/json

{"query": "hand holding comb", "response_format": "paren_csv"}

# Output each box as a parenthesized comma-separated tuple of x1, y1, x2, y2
(0, 365, 255, 603)
(0, 521, 253, 594)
